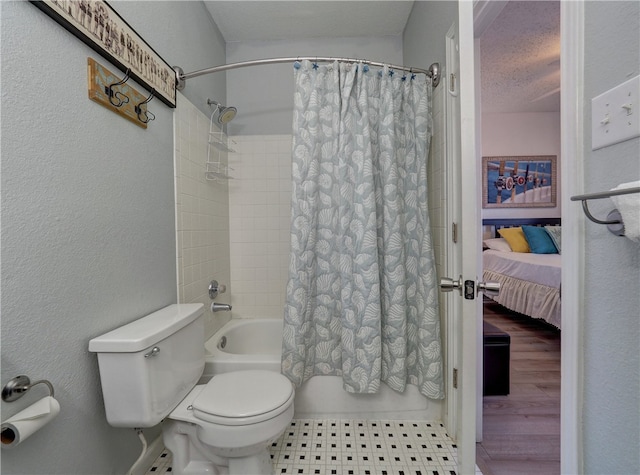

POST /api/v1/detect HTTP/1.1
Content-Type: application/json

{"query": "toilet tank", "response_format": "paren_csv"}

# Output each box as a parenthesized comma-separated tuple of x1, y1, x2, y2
(89, 304, 205, 427)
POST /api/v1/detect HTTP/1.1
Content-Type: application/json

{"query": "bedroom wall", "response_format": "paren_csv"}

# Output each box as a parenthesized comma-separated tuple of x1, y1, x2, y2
(481, 112, 561, 219)
(582, 2, 640, 473)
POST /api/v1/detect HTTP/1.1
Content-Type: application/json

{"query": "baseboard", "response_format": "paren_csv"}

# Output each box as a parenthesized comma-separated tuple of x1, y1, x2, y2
(129, 434, 165, 475)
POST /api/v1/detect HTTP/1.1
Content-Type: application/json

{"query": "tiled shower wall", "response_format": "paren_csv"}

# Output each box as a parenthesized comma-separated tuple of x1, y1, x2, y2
(174, 93, 232, 337)
(227, 135, 292, 318)
(227, 87, 448, 325)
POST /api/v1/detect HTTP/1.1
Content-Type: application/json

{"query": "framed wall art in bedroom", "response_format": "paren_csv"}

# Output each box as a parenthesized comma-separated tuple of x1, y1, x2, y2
(482, 155, 557, 208)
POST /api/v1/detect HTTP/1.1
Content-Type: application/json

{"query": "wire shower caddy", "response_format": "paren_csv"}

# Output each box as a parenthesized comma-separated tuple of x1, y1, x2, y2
(205, 109, 235, 182)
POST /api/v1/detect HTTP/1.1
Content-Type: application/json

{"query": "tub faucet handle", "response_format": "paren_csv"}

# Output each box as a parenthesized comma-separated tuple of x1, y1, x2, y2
(209, 280, 227, 299)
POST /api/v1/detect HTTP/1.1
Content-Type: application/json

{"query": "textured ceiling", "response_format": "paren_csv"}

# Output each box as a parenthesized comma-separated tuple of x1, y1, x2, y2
(480, 1, 561, 113)
(203, 0, 560, 114)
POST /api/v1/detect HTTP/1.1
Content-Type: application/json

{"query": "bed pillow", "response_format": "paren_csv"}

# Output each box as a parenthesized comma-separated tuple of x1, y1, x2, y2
(545, 225, 562, 254)
(483, 238, 513, 252)
(522, 225, 559, 254)
(498, 227, 530, 253)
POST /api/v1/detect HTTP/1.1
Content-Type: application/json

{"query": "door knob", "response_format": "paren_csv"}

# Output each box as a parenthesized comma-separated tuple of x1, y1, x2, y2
(440, 276, 463, 295)
(477, 281, 500, 297)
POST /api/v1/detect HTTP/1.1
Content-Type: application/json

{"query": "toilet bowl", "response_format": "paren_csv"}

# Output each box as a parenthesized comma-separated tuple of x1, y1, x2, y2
(164, 371, 295, 474)
(88, 304, 295, 475)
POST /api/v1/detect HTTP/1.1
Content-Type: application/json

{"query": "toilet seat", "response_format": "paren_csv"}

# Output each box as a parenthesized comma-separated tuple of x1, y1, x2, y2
(192, 370, 294, 426)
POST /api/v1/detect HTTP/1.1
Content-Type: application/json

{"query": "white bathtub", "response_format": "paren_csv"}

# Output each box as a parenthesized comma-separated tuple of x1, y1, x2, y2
(204, 318, 282, 376)
(203, 318, 443, 420)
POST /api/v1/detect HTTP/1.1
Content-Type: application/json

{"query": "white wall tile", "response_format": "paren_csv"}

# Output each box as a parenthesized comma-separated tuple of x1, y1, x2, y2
(174, 93, 232, 337)
(228, 134, 293, 319)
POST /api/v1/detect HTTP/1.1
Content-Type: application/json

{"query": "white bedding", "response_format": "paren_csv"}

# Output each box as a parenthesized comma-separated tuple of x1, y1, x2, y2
(483, 249, 561, 329)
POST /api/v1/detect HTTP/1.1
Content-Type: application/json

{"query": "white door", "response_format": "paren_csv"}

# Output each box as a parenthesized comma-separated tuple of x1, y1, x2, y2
(445, 5, 582, 474)
(441, 3, 484, 474)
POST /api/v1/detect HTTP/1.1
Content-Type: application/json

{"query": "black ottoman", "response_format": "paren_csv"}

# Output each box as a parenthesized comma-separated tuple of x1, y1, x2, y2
(483, 321, 510, 396)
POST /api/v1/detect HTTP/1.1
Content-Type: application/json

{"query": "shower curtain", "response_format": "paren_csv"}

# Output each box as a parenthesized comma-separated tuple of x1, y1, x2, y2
(281, 60, 444, 400)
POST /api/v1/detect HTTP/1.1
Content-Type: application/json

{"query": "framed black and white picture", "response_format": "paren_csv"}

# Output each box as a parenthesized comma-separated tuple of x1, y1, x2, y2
(31, 0, 176, 107)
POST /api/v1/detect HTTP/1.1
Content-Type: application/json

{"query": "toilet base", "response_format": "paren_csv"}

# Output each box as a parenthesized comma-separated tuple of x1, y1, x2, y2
(163, 420, 224, 474)
(163, 419, 277, 475)
(228, 449, 273, 475)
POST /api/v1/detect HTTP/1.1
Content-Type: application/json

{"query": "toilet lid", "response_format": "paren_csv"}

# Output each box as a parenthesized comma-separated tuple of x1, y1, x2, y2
(193, 370, 294, 420)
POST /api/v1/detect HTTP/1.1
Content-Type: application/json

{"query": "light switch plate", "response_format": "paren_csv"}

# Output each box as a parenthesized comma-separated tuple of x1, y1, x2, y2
(592, 75, 640, 150)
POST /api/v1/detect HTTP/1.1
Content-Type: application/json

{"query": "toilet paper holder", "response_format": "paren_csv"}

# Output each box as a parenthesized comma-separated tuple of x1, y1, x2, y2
(2, 376, 54, 403)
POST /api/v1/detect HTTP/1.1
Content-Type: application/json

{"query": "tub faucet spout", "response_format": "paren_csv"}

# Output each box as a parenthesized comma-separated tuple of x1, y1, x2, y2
(211, 302, 232, 312)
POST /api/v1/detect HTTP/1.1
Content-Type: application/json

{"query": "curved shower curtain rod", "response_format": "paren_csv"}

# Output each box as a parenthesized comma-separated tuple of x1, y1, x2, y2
(174, 57, 441, 91)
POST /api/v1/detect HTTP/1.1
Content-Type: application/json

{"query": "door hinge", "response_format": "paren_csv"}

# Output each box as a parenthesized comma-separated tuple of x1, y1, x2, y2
(452, 222, 458, 243)
(453, 368, 458, 389)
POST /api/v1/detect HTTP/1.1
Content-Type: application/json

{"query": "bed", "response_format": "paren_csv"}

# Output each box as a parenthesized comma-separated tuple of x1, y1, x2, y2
(482, 218, 562, 329)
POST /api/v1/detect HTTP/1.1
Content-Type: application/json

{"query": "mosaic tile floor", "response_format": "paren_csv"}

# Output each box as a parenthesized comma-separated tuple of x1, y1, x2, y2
(146, 419, 482, 475)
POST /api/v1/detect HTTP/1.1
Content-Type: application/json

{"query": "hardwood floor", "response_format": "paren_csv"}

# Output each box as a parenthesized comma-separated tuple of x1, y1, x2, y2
(476, 301, 561, 475)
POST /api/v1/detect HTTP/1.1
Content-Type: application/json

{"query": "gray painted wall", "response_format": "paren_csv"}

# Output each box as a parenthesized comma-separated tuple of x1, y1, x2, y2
(113, 0, 227, 115)
(0, 1, 224, 473)
(225, 36, 403, 136)
(403, 0, 458, 78)
(582, 2, 640, 473)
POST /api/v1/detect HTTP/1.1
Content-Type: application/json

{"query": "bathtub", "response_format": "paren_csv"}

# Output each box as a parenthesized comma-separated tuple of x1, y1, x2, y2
(203, 318, 443, 420)
(204, 318, 282, 376)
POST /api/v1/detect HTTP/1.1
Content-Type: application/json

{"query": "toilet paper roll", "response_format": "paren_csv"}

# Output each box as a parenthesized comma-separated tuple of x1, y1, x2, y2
(1, 396, 60, 449)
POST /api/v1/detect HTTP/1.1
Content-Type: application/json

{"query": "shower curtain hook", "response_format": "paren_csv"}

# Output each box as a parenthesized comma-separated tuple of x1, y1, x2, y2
(106, 68, 131, 107)
(135, 88, 156, 124)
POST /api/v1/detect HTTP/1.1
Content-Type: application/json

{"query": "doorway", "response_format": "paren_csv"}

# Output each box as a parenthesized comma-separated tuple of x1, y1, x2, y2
(473, 2, 562, 474)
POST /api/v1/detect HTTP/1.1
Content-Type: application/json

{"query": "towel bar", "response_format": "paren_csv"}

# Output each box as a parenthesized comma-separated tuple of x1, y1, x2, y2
(570, 186, 640, 235)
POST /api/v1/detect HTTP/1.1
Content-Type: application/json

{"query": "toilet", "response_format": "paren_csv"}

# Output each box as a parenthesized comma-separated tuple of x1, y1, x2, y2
(88, 303, 294, 475)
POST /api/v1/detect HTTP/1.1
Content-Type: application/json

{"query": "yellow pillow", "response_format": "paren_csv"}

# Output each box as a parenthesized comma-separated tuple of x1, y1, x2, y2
(498, 227, 531, 253)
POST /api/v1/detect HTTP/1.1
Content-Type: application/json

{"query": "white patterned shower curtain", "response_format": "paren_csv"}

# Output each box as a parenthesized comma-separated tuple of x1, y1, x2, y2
(281, 60, 444, 400)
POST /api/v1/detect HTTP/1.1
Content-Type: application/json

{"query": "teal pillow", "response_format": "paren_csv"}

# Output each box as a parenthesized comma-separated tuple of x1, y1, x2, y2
(545, 225, 561, 254)
(522, 225, 558, 254)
